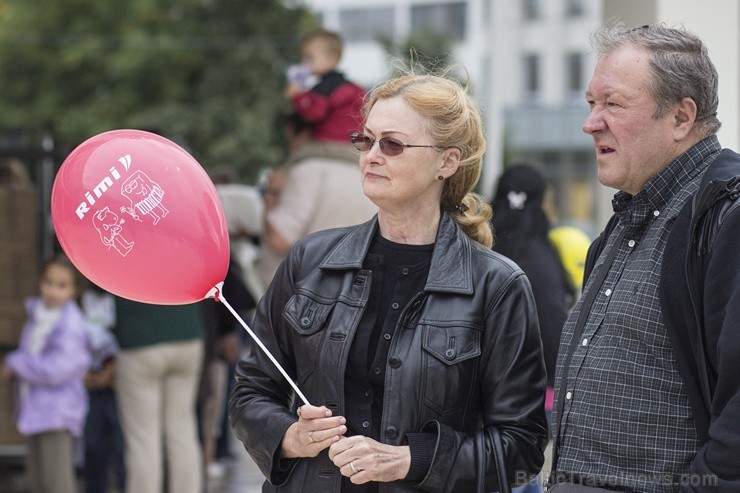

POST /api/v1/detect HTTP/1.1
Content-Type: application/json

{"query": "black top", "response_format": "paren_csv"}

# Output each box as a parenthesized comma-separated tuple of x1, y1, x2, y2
(343, 231, 433, 492)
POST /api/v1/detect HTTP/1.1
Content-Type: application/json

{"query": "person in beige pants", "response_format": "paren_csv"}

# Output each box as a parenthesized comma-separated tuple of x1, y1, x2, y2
(114, 299, 204, 493)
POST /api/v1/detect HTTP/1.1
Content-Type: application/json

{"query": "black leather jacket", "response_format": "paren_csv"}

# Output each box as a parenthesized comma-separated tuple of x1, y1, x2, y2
(229, 213, 548, 492)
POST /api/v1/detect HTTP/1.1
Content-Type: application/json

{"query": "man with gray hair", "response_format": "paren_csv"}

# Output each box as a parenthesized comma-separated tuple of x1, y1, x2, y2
(549, 24, 740, 492)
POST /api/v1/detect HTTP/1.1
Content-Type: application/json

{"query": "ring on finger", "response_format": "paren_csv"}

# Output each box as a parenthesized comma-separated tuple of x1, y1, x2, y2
(307, 431, 315, 443)
(350, 461, 358, 474)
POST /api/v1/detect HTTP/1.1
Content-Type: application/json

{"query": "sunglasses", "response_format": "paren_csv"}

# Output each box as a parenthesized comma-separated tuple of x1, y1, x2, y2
(350, 131, 441, 157)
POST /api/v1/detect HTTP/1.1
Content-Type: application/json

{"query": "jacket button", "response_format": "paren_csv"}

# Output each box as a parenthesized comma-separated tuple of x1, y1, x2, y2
(385, 426, 399, 439)
(389, 357, 401, 369)
(444, 349, 456, 360)
(300, 317, 311, 327)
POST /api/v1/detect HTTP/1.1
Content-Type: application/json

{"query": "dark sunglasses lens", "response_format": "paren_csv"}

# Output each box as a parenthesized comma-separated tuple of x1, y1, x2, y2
(351, 132, 373, 152)
(379, 138, 404, 156)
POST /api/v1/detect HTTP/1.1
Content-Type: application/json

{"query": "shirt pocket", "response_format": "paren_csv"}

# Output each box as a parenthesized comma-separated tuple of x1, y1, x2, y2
(421, 323, 481, 419)
(284, 293, 335, 384)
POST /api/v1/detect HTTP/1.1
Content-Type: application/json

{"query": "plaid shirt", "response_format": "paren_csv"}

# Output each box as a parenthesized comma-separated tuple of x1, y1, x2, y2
(552, 137, 723, 493)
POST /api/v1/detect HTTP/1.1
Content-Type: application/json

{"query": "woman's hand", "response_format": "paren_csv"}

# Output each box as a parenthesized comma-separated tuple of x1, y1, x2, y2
(281, 405, 347, 459)
(328, 435, 411, 484)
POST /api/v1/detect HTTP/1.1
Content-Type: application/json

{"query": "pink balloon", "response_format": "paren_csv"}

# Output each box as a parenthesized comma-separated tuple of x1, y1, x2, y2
(51, 129, 229, 305)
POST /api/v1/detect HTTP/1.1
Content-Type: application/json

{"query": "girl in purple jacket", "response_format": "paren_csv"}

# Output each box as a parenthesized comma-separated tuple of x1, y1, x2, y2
(1, 254, 91, 493)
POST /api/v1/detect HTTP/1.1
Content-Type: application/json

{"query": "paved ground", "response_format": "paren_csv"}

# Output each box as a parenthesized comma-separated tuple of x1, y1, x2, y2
(0, 432, 266, 493)
(206, 434, 266, 493)
(1, 434, 553, 492)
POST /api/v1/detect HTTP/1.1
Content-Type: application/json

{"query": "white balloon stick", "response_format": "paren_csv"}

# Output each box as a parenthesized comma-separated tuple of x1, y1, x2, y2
(218, 294, 310, 407)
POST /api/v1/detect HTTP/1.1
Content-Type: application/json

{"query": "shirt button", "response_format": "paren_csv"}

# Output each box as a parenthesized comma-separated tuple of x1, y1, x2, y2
(581, 338, 589, 347)
(653, 210, 660, 217)
(565, 391, 573, 400)
(391, 302, 400, 310)
(362, 421, 370, 429)
(383, 333, 391, 341)
(373, 367, 381, 375)
(401, 268, 409, 275)
(605, 288, 612, 296)
(628, 239, 636, 248)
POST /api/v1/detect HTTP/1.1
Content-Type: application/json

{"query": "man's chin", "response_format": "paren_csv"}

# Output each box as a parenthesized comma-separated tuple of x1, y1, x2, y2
(597, 167, 623, 192)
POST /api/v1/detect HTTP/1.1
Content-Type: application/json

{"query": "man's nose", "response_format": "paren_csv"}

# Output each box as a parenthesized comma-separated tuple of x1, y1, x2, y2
(582, 110, 605, 134)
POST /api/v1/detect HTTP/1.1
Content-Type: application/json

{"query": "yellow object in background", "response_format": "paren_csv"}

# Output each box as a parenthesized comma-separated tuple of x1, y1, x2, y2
(549, 225, 591, 291)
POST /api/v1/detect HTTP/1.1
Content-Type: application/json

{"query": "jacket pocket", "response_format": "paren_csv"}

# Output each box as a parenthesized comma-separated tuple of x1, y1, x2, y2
(421, 324, 481, 419)
(283, 293, 335, 384)
(284, 293, 335, 335)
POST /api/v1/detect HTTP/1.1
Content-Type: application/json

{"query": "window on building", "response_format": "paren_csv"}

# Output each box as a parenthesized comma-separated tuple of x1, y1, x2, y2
(524, 54, 540, 98)
(339, 7, 395, 43)
(522, 0, 541, 20)
(566, 52, 583, 94)
(410, 2, 467, 41)
(564, 0, 584, 17)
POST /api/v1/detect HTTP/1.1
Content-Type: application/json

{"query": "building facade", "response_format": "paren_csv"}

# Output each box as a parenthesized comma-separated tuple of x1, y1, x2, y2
(293, 0, 739, 234)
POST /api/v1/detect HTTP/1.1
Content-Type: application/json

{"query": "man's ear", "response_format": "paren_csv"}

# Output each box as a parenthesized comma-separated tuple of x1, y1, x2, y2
(673, 97, 698, 141)
(439, 147, 462, 179)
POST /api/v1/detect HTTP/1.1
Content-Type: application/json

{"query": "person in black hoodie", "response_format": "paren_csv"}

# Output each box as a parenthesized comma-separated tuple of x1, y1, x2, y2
(491, 164, 572, 422)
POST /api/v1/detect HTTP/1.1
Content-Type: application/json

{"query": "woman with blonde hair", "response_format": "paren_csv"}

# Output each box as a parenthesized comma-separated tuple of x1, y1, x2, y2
(230, 72, 547, 492)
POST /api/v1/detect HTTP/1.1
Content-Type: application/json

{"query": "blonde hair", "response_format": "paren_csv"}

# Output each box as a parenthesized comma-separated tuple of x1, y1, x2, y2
(363, 73, 493, 248)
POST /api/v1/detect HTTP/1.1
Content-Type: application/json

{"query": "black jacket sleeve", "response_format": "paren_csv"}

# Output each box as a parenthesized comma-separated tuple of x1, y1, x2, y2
(685, 200, 740, 492)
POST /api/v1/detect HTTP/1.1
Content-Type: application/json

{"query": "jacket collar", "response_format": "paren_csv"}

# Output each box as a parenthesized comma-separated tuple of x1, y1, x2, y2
(320, 212, 474, 295)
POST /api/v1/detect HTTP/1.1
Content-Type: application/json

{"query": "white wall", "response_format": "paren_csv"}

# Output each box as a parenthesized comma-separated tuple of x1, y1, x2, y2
(657, 0, 740, 150)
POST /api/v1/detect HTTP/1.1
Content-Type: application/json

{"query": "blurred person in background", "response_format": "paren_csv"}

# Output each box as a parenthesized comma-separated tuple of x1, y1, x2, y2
(256, 164, 289, 291)
(114, 299, 204, 493)
(1, 254, 91, 493)
(491, 164, 573, 419)
(211, 167, 266, 305)
(285, 29, 365, 144)
(199, 258, 254, 482)
(80, 283, 125, 493)
(490, 164, 575, 493)
(259, 112, 376, 288)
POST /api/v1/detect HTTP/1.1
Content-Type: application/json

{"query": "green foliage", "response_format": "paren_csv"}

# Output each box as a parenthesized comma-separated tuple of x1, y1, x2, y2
(0, 0, 318, 182)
